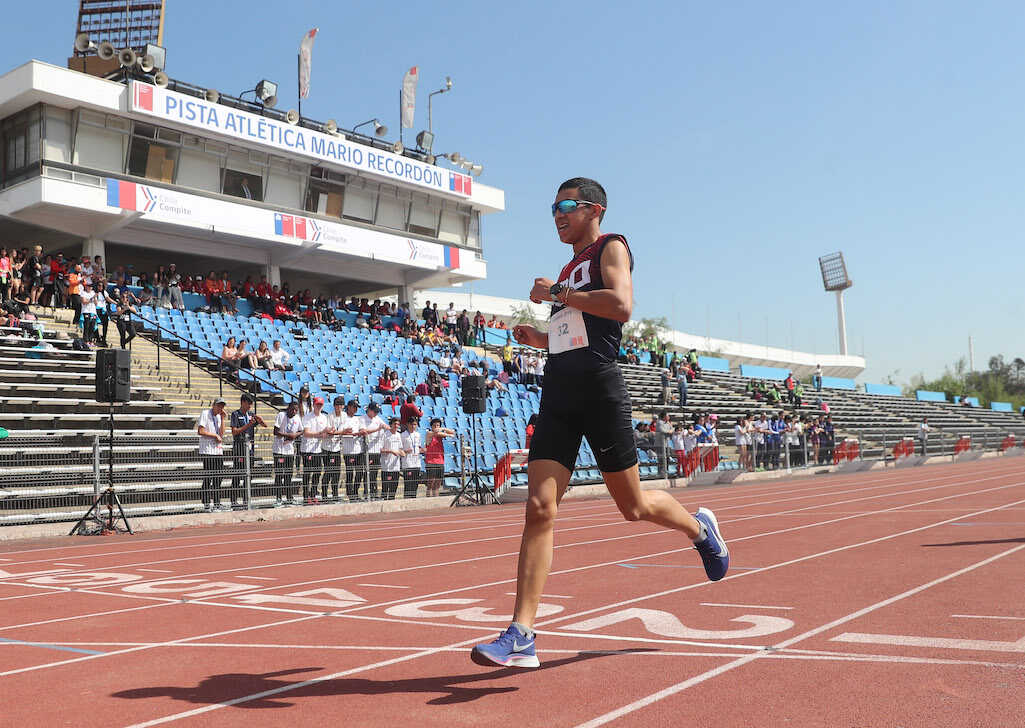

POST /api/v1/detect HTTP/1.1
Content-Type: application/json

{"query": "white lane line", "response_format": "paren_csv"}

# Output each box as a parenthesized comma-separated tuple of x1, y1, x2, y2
(831, 632, 1025, 652)
(234, 576, 276, 581)
(358, 583, 410, 589)
(118, 494, 1025, 727)
(52, 563, 85, 567)
(0, 613, 321, 678)
(569, 542, 1025, 728)
(0, 462, 981, 571)
(71, 474, 1024, 614)
(700, 603, 793, 611)
(951, 613, 1025, 621)
(0, 602, 172, 636)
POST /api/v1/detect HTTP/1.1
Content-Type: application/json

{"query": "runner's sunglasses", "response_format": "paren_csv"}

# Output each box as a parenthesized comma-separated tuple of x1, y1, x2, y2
(551, 199, 605, 216)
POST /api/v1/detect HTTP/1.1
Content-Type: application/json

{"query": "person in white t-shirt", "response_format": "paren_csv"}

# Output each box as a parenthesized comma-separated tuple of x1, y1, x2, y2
(338, 400, 364, 499)
(400, 418, 423, 499)
(918, 417, 930, 456)
(445, 303, 458, 335)
(734, 415, 751, 472)
(360, 402, 389, 499)
(269, 340, 291, 370)
(379, 417, 405, 499)
(535, 353, 546, 387)
(79, 280, 98, 344)
(320, 396, 347, 501)
(438, 352, 452, 371)
(197, 397, 227, 511)
(273, 400, 303, 505)
(300, 397, 329, 504)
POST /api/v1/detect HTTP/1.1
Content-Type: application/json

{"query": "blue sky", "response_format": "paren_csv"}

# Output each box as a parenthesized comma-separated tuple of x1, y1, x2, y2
(5, 0, 1025, 383)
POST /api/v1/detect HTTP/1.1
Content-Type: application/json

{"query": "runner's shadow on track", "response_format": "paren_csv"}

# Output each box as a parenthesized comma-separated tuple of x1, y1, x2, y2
(922, 537, 1025, 547)
(111, 650, 652, 708)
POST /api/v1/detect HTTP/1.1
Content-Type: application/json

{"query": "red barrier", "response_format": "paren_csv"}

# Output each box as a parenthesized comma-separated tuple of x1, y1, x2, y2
(700, 445, 720, 473)
(832, 441, 848, 465)
(1001, 435, 1018, 452)
(893, 438, 915, 460)
(954, 436, 971, 455)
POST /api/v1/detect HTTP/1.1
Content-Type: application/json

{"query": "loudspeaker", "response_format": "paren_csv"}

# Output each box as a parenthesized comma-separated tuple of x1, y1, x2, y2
(285, 109, 300, 125)
(118, 48, 138, 68)
(153, 71, 169, 88)
(97, 41, 116, 61)
(95, 349, 131, 403)
(137, 54, 155, 73)
(205, 88, 220, 103)
(461, 374, 487, 415)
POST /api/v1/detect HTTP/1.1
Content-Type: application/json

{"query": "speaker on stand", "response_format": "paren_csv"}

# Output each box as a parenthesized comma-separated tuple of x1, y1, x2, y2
(71, 349, 133, 535)
(451, 375, 500, 507)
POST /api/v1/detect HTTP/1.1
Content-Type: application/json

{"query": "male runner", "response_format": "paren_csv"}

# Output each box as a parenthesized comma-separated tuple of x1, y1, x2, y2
(471, 177, 729, 669)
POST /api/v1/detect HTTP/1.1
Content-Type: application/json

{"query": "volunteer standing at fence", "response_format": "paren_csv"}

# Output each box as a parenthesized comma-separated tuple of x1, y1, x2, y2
(360, 402, 388, 499)
(229, 394, 265, 509)
(272, 400, 303, 506)
(340, 400, 364, 500)
(300, 397, 329, 504)
(197, 397, 227, 512)
(401, 418, 423, 499)
(321, 396, 346, 502)
(471, 177, 730, 670)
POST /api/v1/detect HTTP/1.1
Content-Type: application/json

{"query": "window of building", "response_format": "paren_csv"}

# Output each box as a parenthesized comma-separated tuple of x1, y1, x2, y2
(42, 106, 72, 164)
(72, 109, 129, 173)
(408, 192, 441, 237)
(306, 167, 346, 217)
(342, 180, 377, 223)
(126, 122, 181, 183)
(222, 168, 263, 201)
(375, 184, 410, 231)
(1, 106, 42, 187)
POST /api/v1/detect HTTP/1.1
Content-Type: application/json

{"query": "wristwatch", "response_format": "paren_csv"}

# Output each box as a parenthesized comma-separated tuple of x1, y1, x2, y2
(548, 282, 565, 300)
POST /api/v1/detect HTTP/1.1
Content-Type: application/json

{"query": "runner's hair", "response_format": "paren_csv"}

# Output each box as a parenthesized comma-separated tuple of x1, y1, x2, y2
(558, 177, 607, 222)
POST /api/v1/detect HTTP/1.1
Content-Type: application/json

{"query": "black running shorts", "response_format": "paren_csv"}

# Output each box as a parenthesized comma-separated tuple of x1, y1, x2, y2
(528, 363, 638, 474)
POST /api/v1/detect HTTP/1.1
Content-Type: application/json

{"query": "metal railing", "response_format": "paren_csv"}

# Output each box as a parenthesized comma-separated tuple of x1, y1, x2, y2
(0, 430, 472, 525)
(132, 309, 298, 405)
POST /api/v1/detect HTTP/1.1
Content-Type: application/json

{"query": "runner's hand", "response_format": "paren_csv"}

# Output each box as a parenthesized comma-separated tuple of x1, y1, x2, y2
(513, 325, 544, 348)
(529, 277, 555, 304)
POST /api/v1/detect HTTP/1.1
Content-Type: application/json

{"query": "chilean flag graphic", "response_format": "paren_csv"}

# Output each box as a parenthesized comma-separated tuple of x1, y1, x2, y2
(134, 82, 154, 112)
(448, 172, 472, 196)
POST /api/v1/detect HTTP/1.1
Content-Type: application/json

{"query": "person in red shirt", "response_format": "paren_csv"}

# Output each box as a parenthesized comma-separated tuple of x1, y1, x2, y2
(255, 276, 270, 298)
(241, 275, 255, 299)
(424, 418, 455, 497)
(376, 367, 395, 395)
(400, 395, 423, 425)
(204, 271, 222, 312)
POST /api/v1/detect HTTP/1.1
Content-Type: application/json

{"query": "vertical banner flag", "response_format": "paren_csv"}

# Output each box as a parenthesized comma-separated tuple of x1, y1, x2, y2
(401, 66, 418, 128)
(299, 28, 319, 99)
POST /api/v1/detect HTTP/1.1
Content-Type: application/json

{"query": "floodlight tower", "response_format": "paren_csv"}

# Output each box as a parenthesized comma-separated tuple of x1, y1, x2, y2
(818, 251, 853, 355)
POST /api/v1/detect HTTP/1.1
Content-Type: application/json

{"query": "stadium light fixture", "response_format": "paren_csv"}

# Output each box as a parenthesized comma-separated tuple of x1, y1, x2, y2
(818, 251, 853, 355)
(353, 118, 388, 137)
(143, 43, 166, 72)
(427, 75, 452, 135)
(255, 80, 278, 107)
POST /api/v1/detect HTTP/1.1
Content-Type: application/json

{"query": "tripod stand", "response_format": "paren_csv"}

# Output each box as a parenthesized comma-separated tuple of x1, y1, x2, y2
(70, 382, 133, 535)
(450, 413, 501, 507)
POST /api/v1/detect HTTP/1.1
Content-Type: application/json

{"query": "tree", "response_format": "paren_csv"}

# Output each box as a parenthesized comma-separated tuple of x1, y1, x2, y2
(509, 303, 539, 327)
(624, 316, 670, 344)
(906, 354, 1025, 410)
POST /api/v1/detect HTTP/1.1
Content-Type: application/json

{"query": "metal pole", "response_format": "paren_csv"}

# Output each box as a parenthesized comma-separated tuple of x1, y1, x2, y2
(784, 437, 791, 473)
(186, 340, 191, 390)
(92, 435, 101, 498)
(156, 328, 160, 371)
(245, 441, 252, 510)
(297, 53, 301, 120)
(835, 289, 848, 355)
(362, 435, 370, 501)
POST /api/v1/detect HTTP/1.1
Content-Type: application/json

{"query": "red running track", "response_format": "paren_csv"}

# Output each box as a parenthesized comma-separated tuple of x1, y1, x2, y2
(1, 458, 1023, 727)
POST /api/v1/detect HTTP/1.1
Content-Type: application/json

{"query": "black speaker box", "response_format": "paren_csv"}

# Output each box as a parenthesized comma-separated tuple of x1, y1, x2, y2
(95, 348, 131, 403)
(461, 374, 487, 414)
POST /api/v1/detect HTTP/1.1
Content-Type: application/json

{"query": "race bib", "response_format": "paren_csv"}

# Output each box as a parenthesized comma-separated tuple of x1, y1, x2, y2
(549, 305, 589, 355)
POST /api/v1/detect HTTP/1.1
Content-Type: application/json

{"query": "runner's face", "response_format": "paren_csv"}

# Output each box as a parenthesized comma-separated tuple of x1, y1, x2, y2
(553, 188, 598, 244)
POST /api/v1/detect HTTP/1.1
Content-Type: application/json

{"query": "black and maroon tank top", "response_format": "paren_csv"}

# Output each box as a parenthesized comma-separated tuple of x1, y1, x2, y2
(547, 233, 633, 375)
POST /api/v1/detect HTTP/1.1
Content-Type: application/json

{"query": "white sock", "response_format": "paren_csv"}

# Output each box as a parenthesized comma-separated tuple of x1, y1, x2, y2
(692, 520, 708, 543)
(510, 621, 534, 639)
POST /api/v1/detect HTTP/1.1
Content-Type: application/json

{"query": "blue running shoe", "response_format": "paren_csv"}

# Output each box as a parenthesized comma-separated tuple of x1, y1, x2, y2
(694, 507, 729, 581)
(471, 625, 540, 668)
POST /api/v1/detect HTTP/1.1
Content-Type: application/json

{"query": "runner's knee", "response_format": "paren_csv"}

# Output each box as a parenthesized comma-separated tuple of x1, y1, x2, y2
(525, 495, 558, 526)
(617, 500, 649, 522)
